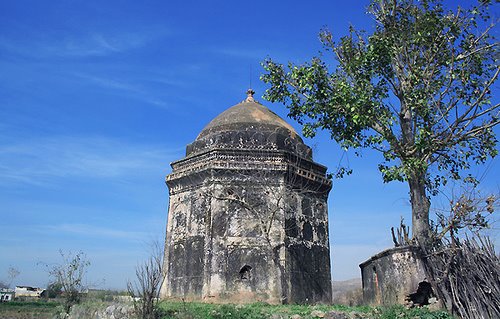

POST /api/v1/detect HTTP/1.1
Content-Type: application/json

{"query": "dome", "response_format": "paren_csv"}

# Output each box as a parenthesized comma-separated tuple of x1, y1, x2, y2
(185, 90, 312, 159)
(197, 90, 301, 140)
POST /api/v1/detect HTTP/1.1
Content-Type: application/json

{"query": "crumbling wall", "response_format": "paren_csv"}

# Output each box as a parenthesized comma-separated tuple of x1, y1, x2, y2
(359, 246, 426, 305)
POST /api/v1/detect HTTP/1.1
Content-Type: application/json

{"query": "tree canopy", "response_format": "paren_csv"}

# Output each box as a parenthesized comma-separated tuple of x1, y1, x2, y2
(261, 0, 499, 243)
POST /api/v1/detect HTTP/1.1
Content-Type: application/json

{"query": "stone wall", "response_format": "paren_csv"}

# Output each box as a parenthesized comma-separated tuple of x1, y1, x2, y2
(67, 302, 134, 319)
(285, 192, 332, 304)
(359, 246, 426, 305)
(161, 166, 284, 303)
(161, 149, 332, 304)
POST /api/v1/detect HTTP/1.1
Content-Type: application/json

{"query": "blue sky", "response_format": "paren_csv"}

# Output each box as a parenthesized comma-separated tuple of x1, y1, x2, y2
(1, 0, 498, 290)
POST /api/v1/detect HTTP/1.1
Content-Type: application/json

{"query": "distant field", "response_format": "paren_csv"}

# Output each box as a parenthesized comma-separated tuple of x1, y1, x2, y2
(0, 301, 61, 319)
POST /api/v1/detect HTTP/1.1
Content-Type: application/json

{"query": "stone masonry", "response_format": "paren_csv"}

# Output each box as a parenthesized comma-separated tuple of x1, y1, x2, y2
(359, 246, 427, 305)
(160, 90, 333, 304)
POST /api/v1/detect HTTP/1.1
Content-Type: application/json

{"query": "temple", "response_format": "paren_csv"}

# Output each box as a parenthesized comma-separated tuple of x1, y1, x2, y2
(160, 90, 333, 304)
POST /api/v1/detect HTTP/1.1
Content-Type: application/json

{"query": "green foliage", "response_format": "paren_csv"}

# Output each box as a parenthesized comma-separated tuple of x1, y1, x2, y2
(261, 0, 499, 242)
(45, 282, 63, 299)
(210, 304, 263, 319)
(373, 305, 452, 319)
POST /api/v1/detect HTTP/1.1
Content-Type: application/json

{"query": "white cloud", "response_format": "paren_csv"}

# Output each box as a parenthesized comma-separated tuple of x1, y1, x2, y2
(0, 28, 170, 58)
(78, 74, 139, 91)
(0, 136, 182, 186)
(74, 73, 172, 108)
(0, 222, 149, 243)
(41, 223, 148, 241)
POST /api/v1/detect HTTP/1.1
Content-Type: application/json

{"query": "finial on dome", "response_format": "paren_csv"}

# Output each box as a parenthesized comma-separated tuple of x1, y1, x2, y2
(245, 88, 255, 102)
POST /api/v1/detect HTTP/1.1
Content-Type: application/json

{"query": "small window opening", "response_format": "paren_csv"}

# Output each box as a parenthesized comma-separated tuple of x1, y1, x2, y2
(239, 265, 252, 280)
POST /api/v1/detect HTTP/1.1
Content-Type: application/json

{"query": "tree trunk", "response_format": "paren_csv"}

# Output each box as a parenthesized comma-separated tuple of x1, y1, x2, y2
(408, 173, 431, 245)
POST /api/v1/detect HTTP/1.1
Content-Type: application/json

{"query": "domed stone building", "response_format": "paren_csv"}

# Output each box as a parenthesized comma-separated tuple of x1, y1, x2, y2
(160, 90, 332, 304)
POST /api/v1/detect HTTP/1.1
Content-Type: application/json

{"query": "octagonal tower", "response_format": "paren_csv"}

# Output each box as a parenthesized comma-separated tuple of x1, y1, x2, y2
(160, 90, 332, 304)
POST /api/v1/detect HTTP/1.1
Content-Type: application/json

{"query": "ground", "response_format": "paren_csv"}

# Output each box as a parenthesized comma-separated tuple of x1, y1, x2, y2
(0, 300, 453, 319)
(0, 301, 61, 319)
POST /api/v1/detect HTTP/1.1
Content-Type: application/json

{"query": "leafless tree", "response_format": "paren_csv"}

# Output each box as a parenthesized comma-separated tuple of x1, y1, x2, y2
(42, 250, 90, 314)
(0, 266, 20, 289)
(394, 185, 500, 318)
(127, 241, 165, 319)
(432, 188, 497, 242)
(6, 267, 20, 288)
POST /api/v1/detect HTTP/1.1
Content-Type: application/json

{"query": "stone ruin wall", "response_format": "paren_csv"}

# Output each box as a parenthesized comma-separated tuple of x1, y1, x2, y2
(359, 246, 427, 305)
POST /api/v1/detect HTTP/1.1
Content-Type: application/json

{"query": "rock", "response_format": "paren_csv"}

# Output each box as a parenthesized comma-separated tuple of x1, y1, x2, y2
(106, 305, 116, 315)
(427, 297, 442, 311)
(324, 310, 349, 319)
(349, 312, 369, 319)
(311, 310, 326, 318)
(66, 302, 134, 319)
(290, 315, 302, 319)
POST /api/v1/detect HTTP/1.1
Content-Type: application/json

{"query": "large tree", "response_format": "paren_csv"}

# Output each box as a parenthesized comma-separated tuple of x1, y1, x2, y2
(261, 0, 499, 244)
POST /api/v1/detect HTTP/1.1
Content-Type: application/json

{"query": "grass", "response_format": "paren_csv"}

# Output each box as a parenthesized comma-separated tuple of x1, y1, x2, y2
(157, 301, 453, 319)
(0, 300, 62, 319)
(371, 305, 453, 319)
(0, 300, 454, 319)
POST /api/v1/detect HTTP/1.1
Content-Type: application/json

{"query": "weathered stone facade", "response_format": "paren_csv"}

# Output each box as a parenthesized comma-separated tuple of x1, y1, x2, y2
(160, 91, 333, 304)
(359, 246, 427, 305)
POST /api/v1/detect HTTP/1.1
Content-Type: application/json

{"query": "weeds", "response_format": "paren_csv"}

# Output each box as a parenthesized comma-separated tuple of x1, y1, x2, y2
(0, 300, 454, 319)
(0, 300, 63, 319)
(373, 305, 452, 319)
(157, 301, 451, 319)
